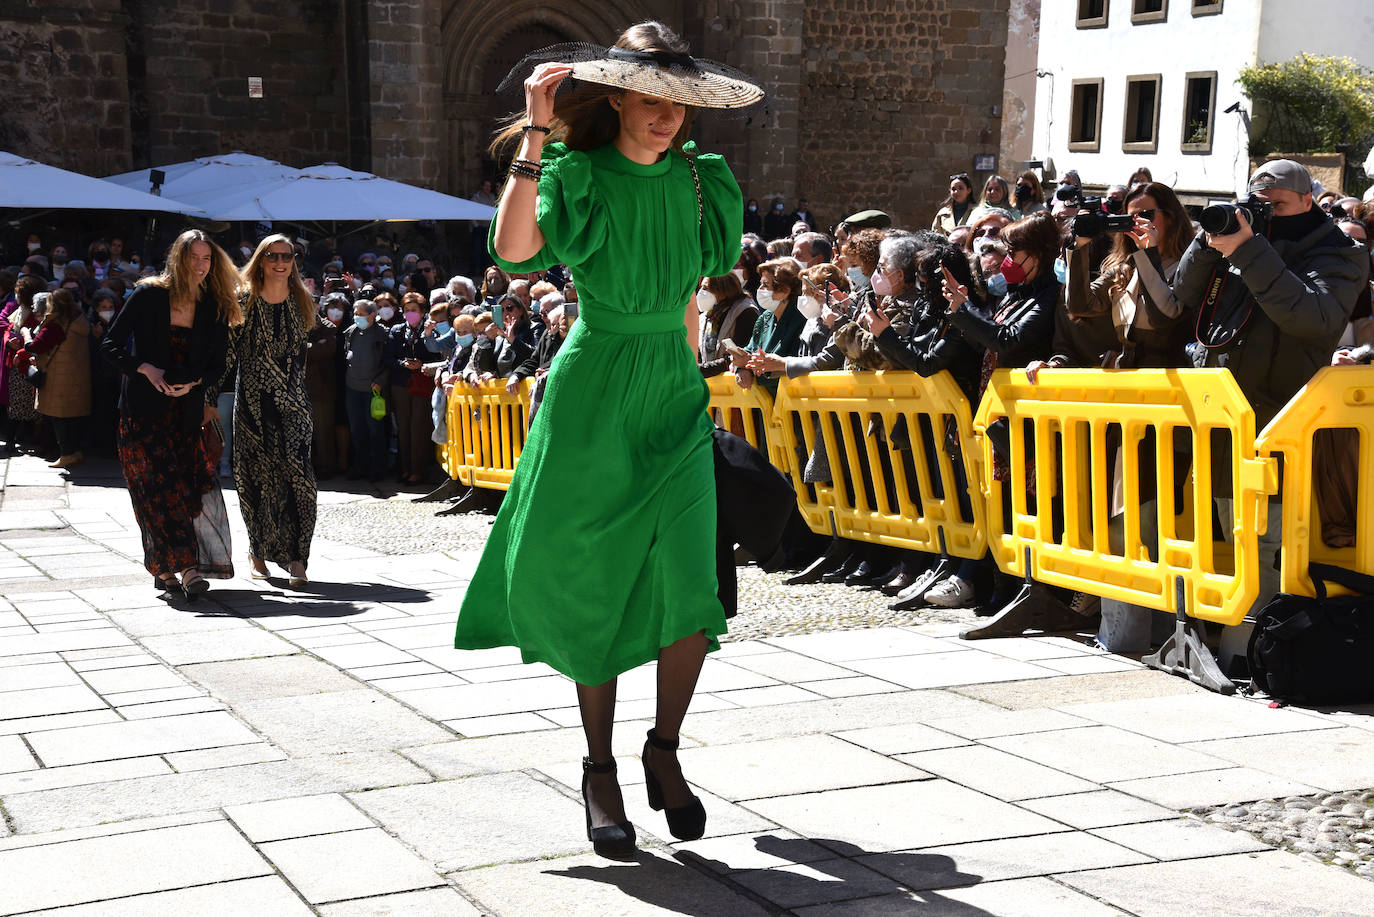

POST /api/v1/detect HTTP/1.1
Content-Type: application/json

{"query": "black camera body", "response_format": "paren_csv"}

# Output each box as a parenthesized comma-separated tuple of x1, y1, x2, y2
(1054, 184, 1082, 204)
(1199, 196, 1274, 236)
(1072, 210, 1136, 237)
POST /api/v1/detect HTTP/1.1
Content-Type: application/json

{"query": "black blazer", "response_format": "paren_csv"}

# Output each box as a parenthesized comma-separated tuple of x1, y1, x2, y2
(100, 284, 229, 433)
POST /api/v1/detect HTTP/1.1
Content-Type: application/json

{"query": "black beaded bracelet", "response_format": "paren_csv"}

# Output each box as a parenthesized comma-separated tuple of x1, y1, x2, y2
(522, 124, 551, 134)
(512, 158, 542, 171)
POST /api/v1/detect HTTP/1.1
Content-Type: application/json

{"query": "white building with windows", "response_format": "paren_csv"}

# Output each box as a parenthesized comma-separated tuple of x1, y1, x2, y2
(1030, 0, 1374, 203)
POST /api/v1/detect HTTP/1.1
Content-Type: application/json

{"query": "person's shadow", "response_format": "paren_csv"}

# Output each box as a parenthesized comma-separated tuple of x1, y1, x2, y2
(183, 579, 435, 622)
(547, 834, 995, 916)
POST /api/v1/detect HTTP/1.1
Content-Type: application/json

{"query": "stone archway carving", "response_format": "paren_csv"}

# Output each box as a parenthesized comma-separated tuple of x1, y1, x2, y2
(439, 0, 658, 196)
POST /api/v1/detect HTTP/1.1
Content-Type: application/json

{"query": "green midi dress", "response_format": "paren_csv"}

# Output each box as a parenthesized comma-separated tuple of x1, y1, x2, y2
(454, 141, 744, 686)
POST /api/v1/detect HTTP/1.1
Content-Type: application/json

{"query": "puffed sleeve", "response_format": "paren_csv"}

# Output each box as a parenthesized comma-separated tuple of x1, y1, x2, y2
(488, 142, 607, 273)
(687, 143, 745, 279)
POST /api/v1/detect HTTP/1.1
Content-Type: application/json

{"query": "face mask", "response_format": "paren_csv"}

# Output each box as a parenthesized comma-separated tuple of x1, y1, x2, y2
(362, 265, 376, 274)
(326, 307, 344, 322)
(847, 266, 867, 289)
(755, 288, 778, 311)
(404, 311, 422, 326)
(774, 203, 784, 212)
(1000, 255, 1027, 287)
(377, 306, 396, 321)
(697, 290, 717, 313)
(381, 278, 396, 290)
(431, 321, 448, 336)
(98, 309, 115, 323)
(93, 252, 108, 263)
(798, 294, 822, 319)
(747, 204, 758, 213)
(870, 270, 894, 297)
(986, 273, 1008, 299)
(1053, 258, 1068, 284)
(27, 242, 40, 252)
(455, 333, 475, 347)
(54, 254, 68, 265)
(354, 315, 371, 330)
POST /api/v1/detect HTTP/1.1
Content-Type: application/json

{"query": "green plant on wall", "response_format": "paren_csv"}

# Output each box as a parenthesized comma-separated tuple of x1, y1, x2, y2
(1239, 53, 1374, 194)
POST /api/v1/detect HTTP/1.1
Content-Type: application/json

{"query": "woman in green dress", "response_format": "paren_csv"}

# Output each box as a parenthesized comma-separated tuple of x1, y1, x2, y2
(454, 23, 762, 860)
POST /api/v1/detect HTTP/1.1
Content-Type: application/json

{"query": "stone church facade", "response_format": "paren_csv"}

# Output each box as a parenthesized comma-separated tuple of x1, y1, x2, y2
(4, 0, 1012, 229)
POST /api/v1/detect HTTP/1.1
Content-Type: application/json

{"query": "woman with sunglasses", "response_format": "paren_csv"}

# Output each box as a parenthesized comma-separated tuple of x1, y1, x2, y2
(211, 235, 318, 587)
(964, 210, 1013, 253)
(932, 172, 975, 235)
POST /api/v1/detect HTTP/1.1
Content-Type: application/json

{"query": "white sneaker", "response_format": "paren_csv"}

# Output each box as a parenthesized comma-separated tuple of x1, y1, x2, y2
(925, 576, 974, 608)
(895, 566, 943, 601)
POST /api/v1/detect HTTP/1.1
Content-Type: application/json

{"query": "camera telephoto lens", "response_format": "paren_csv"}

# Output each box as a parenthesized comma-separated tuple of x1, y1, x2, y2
(1199, 203, 1244, 235)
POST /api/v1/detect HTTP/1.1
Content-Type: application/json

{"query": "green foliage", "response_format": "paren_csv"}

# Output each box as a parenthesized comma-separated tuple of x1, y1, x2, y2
(1239, 53, 1374, 192)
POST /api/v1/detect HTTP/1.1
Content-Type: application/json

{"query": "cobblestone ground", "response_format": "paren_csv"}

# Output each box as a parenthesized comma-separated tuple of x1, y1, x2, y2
(1198, 790, 1374, 882)
(315, 500, 980, 640)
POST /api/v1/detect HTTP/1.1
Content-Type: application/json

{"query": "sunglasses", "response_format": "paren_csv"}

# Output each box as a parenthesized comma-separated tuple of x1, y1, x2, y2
(420, 267, 435, 274)
(949, 173, 970, 183)
(973, 226, 1002, 238)
(1130, 208, 1158, 220)
(264, 251, 295, 263)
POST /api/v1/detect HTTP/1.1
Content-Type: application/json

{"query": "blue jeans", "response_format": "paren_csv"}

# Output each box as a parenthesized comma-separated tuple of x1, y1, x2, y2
(345, 388, 387, 476)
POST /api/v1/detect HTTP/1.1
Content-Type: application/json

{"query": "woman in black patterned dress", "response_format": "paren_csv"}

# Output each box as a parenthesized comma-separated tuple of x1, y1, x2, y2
(101, 230, 240, 598)
(213, 234, 317, 586)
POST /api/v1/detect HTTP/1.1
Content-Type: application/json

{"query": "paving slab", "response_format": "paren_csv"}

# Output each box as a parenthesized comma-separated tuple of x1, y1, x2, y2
(1185, 727, 1374, 791)
(317, 888, 484, 917)
(845, 651, 1061, 690)
(0, 628, 133, 657)
(104, 605, 257, 637)
(0, 661, 82, 692)
(679, 734, 928, 801)
(393, 675, 573, 720)
(79, 664, 188, 694)
(16, 876, 314, 916)
(794, 876, 1133, 916)
(2, 751, 432, 833)
(1015, 789, 1182, 830)
(747, 779, 1066, 853)
(0, 756, 171, 795)
(0, 820, 271, 916)
(454, 848, 773, 916)
(0, 709, 122, 737)
(673, 830, 834, 874)
(140, 628, 296, 665)
(1092, 818, 1271, 860)
(1105, 767, 1323, 809)
(1059, 850, 1373, 917)
(259, 827, 447, 903)
(0, 733, 37, 773)
(225, 792, 376, 842)
(163, 743, 288, 772)
(855, 831, 1152, 890)
(1058, 692, 1344, 743)
(351, 772, 587, 872)
(178, 654, 362, 701)
(896, 745, 1100, 801)
(924, 708, 1093, 740)
(23, 709, 260, 767)
(982, 725, 1229, 784)
(953, 669, 1206, 710)
(832, 722, 971, 756)
(230, 689, 453, 756)
(733, 857, 900, 908)
(765, 628, 959, 661)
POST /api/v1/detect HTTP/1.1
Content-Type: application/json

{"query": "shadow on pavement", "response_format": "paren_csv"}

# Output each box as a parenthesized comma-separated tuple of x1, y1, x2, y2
(187, 580, 436, 622)
(547, 835, 992, 915)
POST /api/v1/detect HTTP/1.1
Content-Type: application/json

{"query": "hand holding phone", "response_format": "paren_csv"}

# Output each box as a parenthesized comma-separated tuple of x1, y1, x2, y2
(941, 265, 969, 312)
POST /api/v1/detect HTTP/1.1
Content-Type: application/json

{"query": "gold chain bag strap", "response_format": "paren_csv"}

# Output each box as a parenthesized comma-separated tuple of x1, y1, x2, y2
(686, 153, 702, 228)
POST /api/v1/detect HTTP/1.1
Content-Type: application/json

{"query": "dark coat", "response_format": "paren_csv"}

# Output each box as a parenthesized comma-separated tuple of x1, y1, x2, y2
(874, 299, 982, 405)
(511, 327, 563, 380)
(100, 284, 229, 434)
(713, 429, 795, 618)
(384, 322, 444, 387)
(948, 271, 1060, 369)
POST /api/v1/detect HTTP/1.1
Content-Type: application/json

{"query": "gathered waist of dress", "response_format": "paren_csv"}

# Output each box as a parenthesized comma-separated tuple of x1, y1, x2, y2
(577, 307, 686, 336)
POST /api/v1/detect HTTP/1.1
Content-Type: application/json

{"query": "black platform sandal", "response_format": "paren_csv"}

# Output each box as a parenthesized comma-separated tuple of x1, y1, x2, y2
(582, 757, 636, 861)
(642, 728, 707, 841)
(153, 575, 183, 598)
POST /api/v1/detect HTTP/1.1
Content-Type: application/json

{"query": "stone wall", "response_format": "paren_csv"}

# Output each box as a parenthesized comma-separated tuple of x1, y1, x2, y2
(0, 0, 132, 176)
(127, 0, 352, 171)
(1000, 0, 1040, 179)
(368, 0, 443, 187)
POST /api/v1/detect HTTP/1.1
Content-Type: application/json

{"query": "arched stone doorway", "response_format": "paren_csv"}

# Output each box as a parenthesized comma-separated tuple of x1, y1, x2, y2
(439, 0, 666, 198)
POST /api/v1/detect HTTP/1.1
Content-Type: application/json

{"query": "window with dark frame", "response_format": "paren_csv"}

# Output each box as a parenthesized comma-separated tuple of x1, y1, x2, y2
(1192, 0, 1223, 15)
(1123, 74, 1162, 151)
(1132, 0, 1168, 23)
(1070, 79, 1104, 151)
(1077, 0, 1108, 28)
(1182, 71, 1217, 152)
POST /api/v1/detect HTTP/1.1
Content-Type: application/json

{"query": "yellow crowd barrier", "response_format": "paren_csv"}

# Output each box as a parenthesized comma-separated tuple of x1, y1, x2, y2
(768, 371, 987, 558)
(705, 375, 777, 457)
(974, 368, 1278, 626)
(437, 379, 531, 491)
(1256, 365, 1374, 596)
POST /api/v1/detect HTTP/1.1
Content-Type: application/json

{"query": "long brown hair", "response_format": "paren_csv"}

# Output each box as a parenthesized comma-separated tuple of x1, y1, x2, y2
(141, 229, 243, 326)
(490, 22, 698, 156)
(1100, 181, 1194, 294)
(241, 234, 316, 330)
(41, 288, 82, 328)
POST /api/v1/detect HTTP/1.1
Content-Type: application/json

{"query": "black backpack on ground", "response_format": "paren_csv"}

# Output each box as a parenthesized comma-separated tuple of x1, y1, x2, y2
(1247, 562, 1374, 706)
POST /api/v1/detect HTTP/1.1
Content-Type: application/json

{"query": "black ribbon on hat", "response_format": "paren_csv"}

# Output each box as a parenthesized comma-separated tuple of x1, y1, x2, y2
(607, 47, 699, 70)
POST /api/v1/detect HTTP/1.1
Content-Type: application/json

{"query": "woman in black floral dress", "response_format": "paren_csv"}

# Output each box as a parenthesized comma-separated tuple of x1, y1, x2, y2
(101, 230, 240, 598)
(215, 235, 317, 586)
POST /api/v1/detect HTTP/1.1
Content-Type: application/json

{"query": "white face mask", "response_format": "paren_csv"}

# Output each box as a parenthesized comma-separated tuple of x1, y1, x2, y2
(847, 267, 866, 289)
(27, 242, 40, 252)
(797, 294, 822, 319)
(326, 307, 344, 322)
(377, 306, 396, 321)
(696, 290, 716, 313)
(732, 268, 746, 286)
(755, 288, 779, 312)
(98, 310, 115, 323)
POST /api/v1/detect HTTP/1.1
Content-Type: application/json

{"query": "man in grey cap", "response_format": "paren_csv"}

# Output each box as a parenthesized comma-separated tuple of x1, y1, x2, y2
(1172, 157, 1368, 668)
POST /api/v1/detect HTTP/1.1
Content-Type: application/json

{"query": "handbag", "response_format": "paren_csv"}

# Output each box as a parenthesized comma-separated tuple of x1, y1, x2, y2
(369, 388, 387, 420)
(26, 364, 45, 388)
(406, 370, 432, 399)
(1247, 562, 1374, 705)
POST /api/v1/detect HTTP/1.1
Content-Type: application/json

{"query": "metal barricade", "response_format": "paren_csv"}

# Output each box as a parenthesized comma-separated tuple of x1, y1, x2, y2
(975, 368, 1277, 627)
(770, 370, 986, 557)
(1257, 365, 1374, 596)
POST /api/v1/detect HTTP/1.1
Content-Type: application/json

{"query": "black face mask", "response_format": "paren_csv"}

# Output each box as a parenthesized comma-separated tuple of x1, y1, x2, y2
(1267, 203, 1329, 243)
(93, 252, 109, 262)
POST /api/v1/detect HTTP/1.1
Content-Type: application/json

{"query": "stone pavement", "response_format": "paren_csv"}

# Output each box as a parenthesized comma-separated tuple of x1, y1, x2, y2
(1, 454, 1372, 916)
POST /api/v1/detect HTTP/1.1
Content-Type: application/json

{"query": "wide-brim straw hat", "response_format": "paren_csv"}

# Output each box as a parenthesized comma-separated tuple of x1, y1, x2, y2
(497, 43, 765, 111)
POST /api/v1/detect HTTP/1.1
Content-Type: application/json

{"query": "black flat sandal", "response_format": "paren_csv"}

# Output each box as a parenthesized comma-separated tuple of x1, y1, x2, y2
(180, 572, 210, 601)
(153, 575, 183, 598)
(642, 728, 707, 841)
(582, 757, 637, 861)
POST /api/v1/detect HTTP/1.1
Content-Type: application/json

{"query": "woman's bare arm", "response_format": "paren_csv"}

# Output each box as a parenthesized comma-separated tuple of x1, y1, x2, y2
(491, 64, 572, 264)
